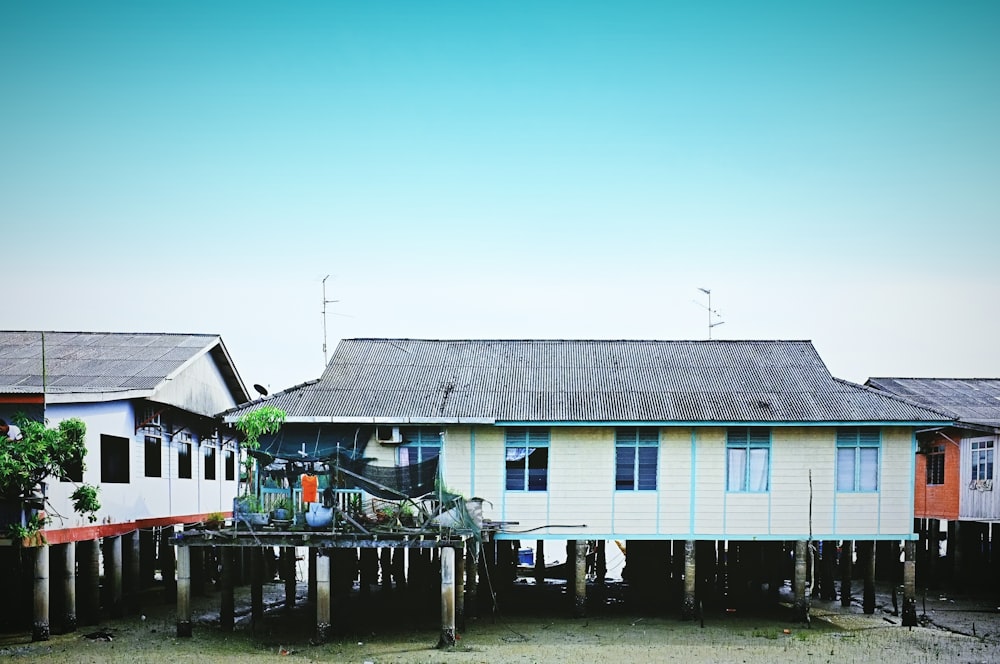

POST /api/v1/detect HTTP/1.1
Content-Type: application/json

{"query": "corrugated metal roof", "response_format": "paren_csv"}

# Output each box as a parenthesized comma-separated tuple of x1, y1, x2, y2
(0, 331, 247, 401)
(226, 339, 950, 424)
(866, 377, 1000, 428)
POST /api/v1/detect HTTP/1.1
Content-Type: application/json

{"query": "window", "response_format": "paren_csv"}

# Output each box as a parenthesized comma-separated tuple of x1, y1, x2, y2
(837, 428, 880, 492)
(727, 428, 770, 492)
(144, 435, 162, 477)
(616, 427, 658, 490)
(101, 434, 130, 484)
(225, 449, 235, 481)
(971, 438, 994, 481)
(203, 445, 216, 480)
(178, 442, 192, 479)
(61, 453, 83, 483)
(505, 427, 549, 491)
(397, 428, 442, 465)
(926, 444, 945, 485)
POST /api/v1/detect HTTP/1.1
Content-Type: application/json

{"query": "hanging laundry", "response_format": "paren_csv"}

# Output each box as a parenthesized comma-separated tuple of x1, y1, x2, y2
(301, 474, 318, 503)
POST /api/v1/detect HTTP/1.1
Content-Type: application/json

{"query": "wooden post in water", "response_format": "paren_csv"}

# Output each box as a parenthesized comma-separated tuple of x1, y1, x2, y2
(793, 540, 809, 623)
(682, 540, 697, 620)
(176, 545, 192, 637)
(31, 544, 50, 641)
(220, 548, 235, 632)
(839, 540, 853, 607)
(902, 540, 917, 626)
(315, 552, 331, 644)
(573, 539, 587, 617)
(862, 540, 876, 614)
(437, 547, 456, 648)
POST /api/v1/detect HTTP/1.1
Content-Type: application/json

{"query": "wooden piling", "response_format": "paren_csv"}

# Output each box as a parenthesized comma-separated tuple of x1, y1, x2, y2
(282, 547, 296, 609)
(682, 539, 697, 620)
(456, 544, 467, 631)
(31, 544, 50, 641)
(902, 540, 917, 626)
(534, 539, 546, 586)
(820, 540, 837, 600)
(308, 548, 317, 604)
(176, 544, 192, 637)
(793, 540, 808, 623)
(220, 548, 235, 632)
(250, 547, 264, 631)
(465, 540, 479, 619)
(315, 552, 331, 643)
(839, 540, 853, 608)
(861, 540, 876, 614)
(437, 547, 456, 648)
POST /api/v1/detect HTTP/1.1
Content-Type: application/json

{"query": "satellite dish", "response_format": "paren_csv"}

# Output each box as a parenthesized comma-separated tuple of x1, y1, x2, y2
(253, 384, 268, 397)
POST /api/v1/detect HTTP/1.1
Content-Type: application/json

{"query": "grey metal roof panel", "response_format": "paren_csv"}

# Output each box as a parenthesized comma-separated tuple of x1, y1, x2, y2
(866, 377, 1000, 428)
(225, 339, 949, 424)
(0, 331, 247, 401)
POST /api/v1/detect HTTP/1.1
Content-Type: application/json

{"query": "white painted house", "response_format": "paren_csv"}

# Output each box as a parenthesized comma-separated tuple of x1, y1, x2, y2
(0, 331, 250, 546)
(234, 339, 950, 546)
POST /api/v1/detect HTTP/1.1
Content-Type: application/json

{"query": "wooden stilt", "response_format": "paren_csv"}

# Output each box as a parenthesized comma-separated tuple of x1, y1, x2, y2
(251, 547, 264, 631)
(534, 539, 546, 586)
(315, 552, 331, 644)
(465, 540, 479, 619)
(793, 540, 809, 623)
(176, 545, 192, 637)
(437, 547, 456, 648)
(380, 547, 392, 592)
(31, 544, 50, 641)
(160, 527, 176, 603)
(862, 540, 876, 615)
(220, 548, 234, 632)
(682, 540, 697, 620)
(282, 547, 296, 609)
(839, 540, 853, 608)
(927, 519, 939, 588)
(139, 528, 155, 589)
(820, 541, 837, 600)
(308, 548, 317, 604)
(902, 540, 917, 626)
(455, 544, 467, 631)
(573, 539, 587, 617)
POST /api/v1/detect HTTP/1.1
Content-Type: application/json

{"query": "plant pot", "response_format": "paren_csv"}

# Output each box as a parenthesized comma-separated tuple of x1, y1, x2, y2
(272, 508, 291, 521)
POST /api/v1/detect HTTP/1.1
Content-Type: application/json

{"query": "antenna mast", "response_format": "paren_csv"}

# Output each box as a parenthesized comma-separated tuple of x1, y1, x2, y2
(322, 275, 339, 367)
(695, 287, 725, 339)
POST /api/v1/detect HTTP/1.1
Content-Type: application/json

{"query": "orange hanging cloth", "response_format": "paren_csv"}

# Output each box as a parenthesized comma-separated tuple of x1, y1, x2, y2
(301, 474, 318, 503)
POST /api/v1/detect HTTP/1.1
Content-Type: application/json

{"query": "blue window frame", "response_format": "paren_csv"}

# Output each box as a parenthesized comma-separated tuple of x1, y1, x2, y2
(971, 438, 994, 482)
(397, 428, 442, 466)
(505, 427, 549, 491)
(615, 427, 658, 490)
(727, 427, 770, 492)
(836, 428, 880, 492)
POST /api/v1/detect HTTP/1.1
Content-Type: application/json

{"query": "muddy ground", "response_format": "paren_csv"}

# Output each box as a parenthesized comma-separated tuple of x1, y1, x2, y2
(2, 580, 998, 663)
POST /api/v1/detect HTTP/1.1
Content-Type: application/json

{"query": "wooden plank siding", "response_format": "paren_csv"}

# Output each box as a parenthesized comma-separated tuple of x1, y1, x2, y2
(437, 424, 917, 540)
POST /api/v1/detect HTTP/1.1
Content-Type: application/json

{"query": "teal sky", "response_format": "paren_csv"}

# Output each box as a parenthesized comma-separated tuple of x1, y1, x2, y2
(3, 2, 998, 392)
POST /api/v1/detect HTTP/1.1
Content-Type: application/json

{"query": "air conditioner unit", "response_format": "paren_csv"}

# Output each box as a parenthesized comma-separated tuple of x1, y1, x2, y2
(377, 426, 403, 444)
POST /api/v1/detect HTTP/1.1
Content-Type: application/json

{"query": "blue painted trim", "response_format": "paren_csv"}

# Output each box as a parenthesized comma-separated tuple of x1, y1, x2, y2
(689, 429, 697, 534)
(909, 430, 917, 529)
(493, 532, 919, 541)
(496, 420, 951, 428)
(656, 433, 661, 535)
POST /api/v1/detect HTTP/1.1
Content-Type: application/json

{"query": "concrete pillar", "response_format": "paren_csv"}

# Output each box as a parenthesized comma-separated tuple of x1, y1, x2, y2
(251, 547, 264, 631)
(681, 539, 697, 620)
(160, 527, 176, 602)
(952, 521, 964, 590)
(220, 548, 235, 632)
(76, 539, 100, 625)
(392, 546, 407, 591)
(839, 540, 853, 608)
(104, 535, 123, 618)
(902, 540, 917, 626)
(55, 543, 76, 633)
(793, 540, 809, 622)
(456, 544, 467, 631)
(573, 539, 587, 617)
(126, 530, 140, 614)
(31, 545, 50, 641)
(927, 519, 939, 587)
(437, 547, 456, 649)
(315, 552, 331, 643)
(139, 528, 156, 588)
(861, 541, 876, 615)
(176, 545, 192, 637)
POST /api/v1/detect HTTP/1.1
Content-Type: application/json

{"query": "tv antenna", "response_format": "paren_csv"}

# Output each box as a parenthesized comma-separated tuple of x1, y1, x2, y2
(322, 275, 339, 367)
(693, 287, 725, 339)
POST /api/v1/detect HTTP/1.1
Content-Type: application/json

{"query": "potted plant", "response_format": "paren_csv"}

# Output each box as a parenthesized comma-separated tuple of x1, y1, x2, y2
(233, 405, 285, 523)
(204, 512, 225, 530)
(233, 494, 268, 527)
(271, 496, 294, 521)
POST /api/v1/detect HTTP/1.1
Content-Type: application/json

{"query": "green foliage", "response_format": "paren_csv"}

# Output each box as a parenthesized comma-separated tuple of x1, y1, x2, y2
(234, 494, 263, 513)
(234, 406, 286, 451)
(70, 484, 101, 522)
(272, 496, 294, 512)
(7, 511, 49, 544)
